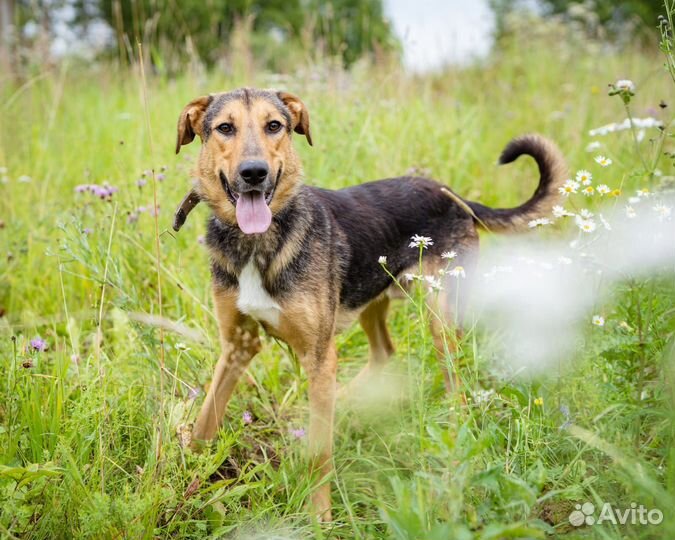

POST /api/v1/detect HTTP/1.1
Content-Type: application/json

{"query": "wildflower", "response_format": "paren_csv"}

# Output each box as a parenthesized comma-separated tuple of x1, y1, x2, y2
(473, 388, 495, 404)
(242, 411, 253, 424)
(534, 397, 544, 406)
(585, 141, 601, 152)
(575, 170, 592, 184)
(594, 155, 612, 167)
(596, 184, 610, 195)
(136, 178, 147, 187)
(589, 117, 661, 137)
(581, 186, 595, 196)
(579, 208, 594, 218)
(378, 256, 387, 265)
(558, 180, 579, 196)
(83, 228, 93, 234)
(615, 79, 635, 93)
(653, 204, 672, 221)
(528, 217, 552, 228)
(75, 184, 90, 193)
(425, 275, 443, 292)
(636, 188, 650, 198)
(187, 386, 200, 400)
(30, 337, 47, 352)
(156, 173, 166, 182)
(70, 353, 80, 364)
(127, 212, 139, 224)
(448, 266, 466, 278)
(197, 235, 206, 245)
(575, 217, 597, 233)
(441, 250, 457, 259)
(625, 206, 637, 219)
(409, 234, 433, 249)
(610, 189, 622, 197)
(404, 273, 416, 282)
(175, 342, 190, 351)
(592, 315, 605, 326)
(290, 427, 306, 439)
(552, 205, 574, 218)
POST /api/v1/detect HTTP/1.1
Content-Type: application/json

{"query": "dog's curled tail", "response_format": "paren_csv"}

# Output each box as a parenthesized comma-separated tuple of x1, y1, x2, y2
(466, 134, 567, 233)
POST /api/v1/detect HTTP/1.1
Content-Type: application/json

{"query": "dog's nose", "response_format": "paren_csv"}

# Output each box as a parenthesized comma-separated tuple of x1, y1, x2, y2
(238, 160, 269, 186)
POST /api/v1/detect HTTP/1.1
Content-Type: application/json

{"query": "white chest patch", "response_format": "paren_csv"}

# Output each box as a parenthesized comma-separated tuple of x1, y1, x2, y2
(237, 259, 282, 327)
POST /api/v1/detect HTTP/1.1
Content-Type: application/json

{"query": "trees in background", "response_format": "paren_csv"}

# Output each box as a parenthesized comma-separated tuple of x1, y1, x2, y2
(6, 0, 397, 72)
(490, 0, 662, 42)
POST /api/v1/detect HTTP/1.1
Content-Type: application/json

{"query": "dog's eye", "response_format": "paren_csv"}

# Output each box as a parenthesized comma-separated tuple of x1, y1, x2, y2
(267, 120, 282, 133)
(216, 123, 234, 135)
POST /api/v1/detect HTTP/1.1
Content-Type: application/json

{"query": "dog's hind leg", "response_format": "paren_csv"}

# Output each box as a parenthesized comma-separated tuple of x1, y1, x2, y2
(192, 287, 261, 443)
(340, 295, 394, 397)
(278, 297, 338, 522)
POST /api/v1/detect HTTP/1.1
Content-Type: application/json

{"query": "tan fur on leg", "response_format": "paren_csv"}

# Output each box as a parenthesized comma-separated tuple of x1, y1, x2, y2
(192, 287, 261, 442)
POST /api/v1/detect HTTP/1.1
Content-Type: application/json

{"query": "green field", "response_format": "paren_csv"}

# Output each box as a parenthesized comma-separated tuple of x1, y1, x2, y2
(1, 17, 675, 540)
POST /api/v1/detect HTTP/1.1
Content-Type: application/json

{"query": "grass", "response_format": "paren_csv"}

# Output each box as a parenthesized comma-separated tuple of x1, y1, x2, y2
(1, 19, 675, 539)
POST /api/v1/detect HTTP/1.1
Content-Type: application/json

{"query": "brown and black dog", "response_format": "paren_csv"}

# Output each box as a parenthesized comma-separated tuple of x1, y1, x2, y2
(173, 87, 567, 521)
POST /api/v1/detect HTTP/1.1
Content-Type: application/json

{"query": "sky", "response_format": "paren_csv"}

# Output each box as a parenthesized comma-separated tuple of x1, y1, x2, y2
(384, 0, 496, 72)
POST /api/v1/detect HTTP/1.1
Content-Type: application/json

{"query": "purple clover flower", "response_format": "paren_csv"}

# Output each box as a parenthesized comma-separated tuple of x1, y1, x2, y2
(83, 228, 93, 235)
(242, 411, 253, 424)
(156, 173, 165, 182)
(290, 427, 305, 439)
(136, 178, 147, 188)
(30, 337, 47, 352)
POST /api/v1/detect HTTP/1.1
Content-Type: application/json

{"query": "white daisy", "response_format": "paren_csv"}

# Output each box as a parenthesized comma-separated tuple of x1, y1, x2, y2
(575, 216, 597, 233)
(576, 170, 592, 185)
(653, 204, 672, 221)
(558, 180, 580, 196)
(441, 250, 457, 260)
(615, 79, 635, 93)
(552, 205, 575, 218)
(409, 234, 433, 249)
(449, 266, 466, 278)
(636, 188, 650, 198)
(596, 184, 610, 195)
(625, 206, 637, 219)
(585, 141, 601, 152)
(594, 155, 612, 167)
(579, 209, 594, 218)
(425, 275, 443, 291)
(581, 186, 595, 196)
(592, 315, 605, 326)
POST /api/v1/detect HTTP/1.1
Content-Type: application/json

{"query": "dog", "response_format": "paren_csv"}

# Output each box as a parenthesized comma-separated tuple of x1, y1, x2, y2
(172, 87, 567, 521)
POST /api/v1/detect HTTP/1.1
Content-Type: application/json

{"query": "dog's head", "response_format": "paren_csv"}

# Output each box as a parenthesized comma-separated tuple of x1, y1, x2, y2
(174, 88, 312, 234)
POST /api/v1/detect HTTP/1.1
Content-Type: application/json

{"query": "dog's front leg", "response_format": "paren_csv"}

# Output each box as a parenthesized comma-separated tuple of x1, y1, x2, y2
(192, 286, 260, 442)
(300, 341, 338, 522)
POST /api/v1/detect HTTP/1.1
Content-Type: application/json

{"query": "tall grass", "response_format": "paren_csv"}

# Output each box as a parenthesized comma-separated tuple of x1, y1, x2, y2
(1, 12, 674, 539)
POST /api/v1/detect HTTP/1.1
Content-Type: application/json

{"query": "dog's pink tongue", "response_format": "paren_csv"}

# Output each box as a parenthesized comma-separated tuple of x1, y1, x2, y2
(235, 191, 272, 234)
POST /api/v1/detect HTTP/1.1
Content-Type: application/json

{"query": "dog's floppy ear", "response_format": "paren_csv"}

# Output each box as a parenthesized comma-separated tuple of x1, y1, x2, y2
(176, 95, 212, 154)
(278, 91, 313, 146)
